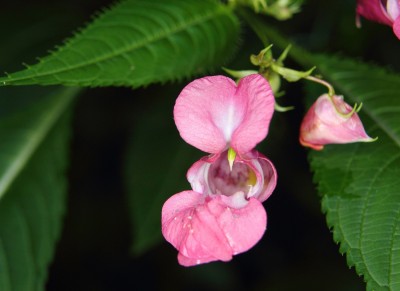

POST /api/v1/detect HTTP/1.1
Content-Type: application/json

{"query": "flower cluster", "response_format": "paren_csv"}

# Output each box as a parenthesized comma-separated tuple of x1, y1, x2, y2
(162, 74, 277, 266)
(356, 0, 400, 39)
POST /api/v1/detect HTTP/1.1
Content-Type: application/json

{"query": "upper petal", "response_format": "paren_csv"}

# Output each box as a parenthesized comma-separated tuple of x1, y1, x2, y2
(174, 76, 238, 153)
(174, 75, 275, 154)
(231, 74, 275, 154)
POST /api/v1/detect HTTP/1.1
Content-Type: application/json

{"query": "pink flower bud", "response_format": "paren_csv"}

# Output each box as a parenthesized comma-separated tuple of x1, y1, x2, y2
(299, 94, 374, 150)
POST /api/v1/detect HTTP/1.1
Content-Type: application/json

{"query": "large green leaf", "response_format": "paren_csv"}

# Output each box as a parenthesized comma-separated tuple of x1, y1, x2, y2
(125, 91, 200, 255)
(0, 87, 79, 290)
(239, 10, 400, 289)
(0, 0, 239, 87)
(305, 56, 400, 290)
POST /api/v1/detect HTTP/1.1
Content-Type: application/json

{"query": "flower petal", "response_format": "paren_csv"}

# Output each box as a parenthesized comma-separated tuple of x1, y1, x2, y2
(176, 197, 267, 268)
(231, 74, 275, 153)
(161, 190, 204, 249)
(387, 0, 400, 21)
(177, 253, 217, 267)
(393, 16, 400, 39)
(174, 74, 275, 154)
(356, 0, 393, 26)
(161, 191, 233, 265)
(253, 153, 278, 202)
(162, 190, 268, 266)
(188, 151, 277, 203)
(174, 76, 238, 153)
(186, 158, 211, 194)
(212, 197, 267, 254)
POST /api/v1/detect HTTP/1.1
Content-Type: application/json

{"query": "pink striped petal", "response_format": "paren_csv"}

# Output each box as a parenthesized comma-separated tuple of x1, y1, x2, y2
(174, 75, 274, 154)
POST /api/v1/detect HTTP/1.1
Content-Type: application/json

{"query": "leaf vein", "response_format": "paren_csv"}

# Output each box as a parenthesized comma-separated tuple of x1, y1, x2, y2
(5, 8, 227, 83)
(360, 153, 400, 287)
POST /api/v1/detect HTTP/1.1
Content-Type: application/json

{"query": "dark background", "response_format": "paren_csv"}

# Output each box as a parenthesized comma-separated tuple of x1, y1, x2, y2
(1, 0, 398, 290)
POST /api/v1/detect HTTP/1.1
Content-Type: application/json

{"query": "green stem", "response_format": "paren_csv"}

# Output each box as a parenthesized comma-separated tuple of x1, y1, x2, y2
(305, 75, 335, 96)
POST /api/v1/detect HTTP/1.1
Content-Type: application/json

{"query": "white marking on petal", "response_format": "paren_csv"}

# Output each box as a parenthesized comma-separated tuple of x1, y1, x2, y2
(222, 103, 236, 141)
(213, 102, 242, 143)
(387, 0, 400, 20)
(221, 191, 248, 209)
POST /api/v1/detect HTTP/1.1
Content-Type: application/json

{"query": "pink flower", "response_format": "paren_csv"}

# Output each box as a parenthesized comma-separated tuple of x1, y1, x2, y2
(356, 0, 400, 39)
(162, 74, 277, 266)
(299, 94, 374, 150)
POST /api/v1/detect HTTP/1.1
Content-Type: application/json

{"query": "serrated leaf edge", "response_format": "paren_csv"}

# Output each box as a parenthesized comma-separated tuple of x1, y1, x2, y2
(0, 5, 232, 86)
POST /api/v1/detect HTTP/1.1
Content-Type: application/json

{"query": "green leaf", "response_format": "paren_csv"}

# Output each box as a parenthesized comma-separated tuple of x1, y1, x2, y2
(240, 10, 400, 289)
(306, 56, 400, 290)
(125, 91, 200, 255)
(0, 0, 239, 87)
(0, 86, 79, 290)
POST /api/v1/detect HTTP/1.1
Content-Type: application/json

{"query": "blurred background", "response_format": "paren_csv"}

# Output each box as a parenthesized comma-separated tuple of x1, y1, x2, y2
(1, 0, 399, 290)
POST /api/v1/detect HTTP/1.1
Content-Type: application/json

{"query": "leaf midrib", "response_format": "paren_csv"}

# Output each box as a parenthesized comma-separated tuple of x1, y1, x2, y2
(0, 87, 79, 201)
(1, 7, 227, 84)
